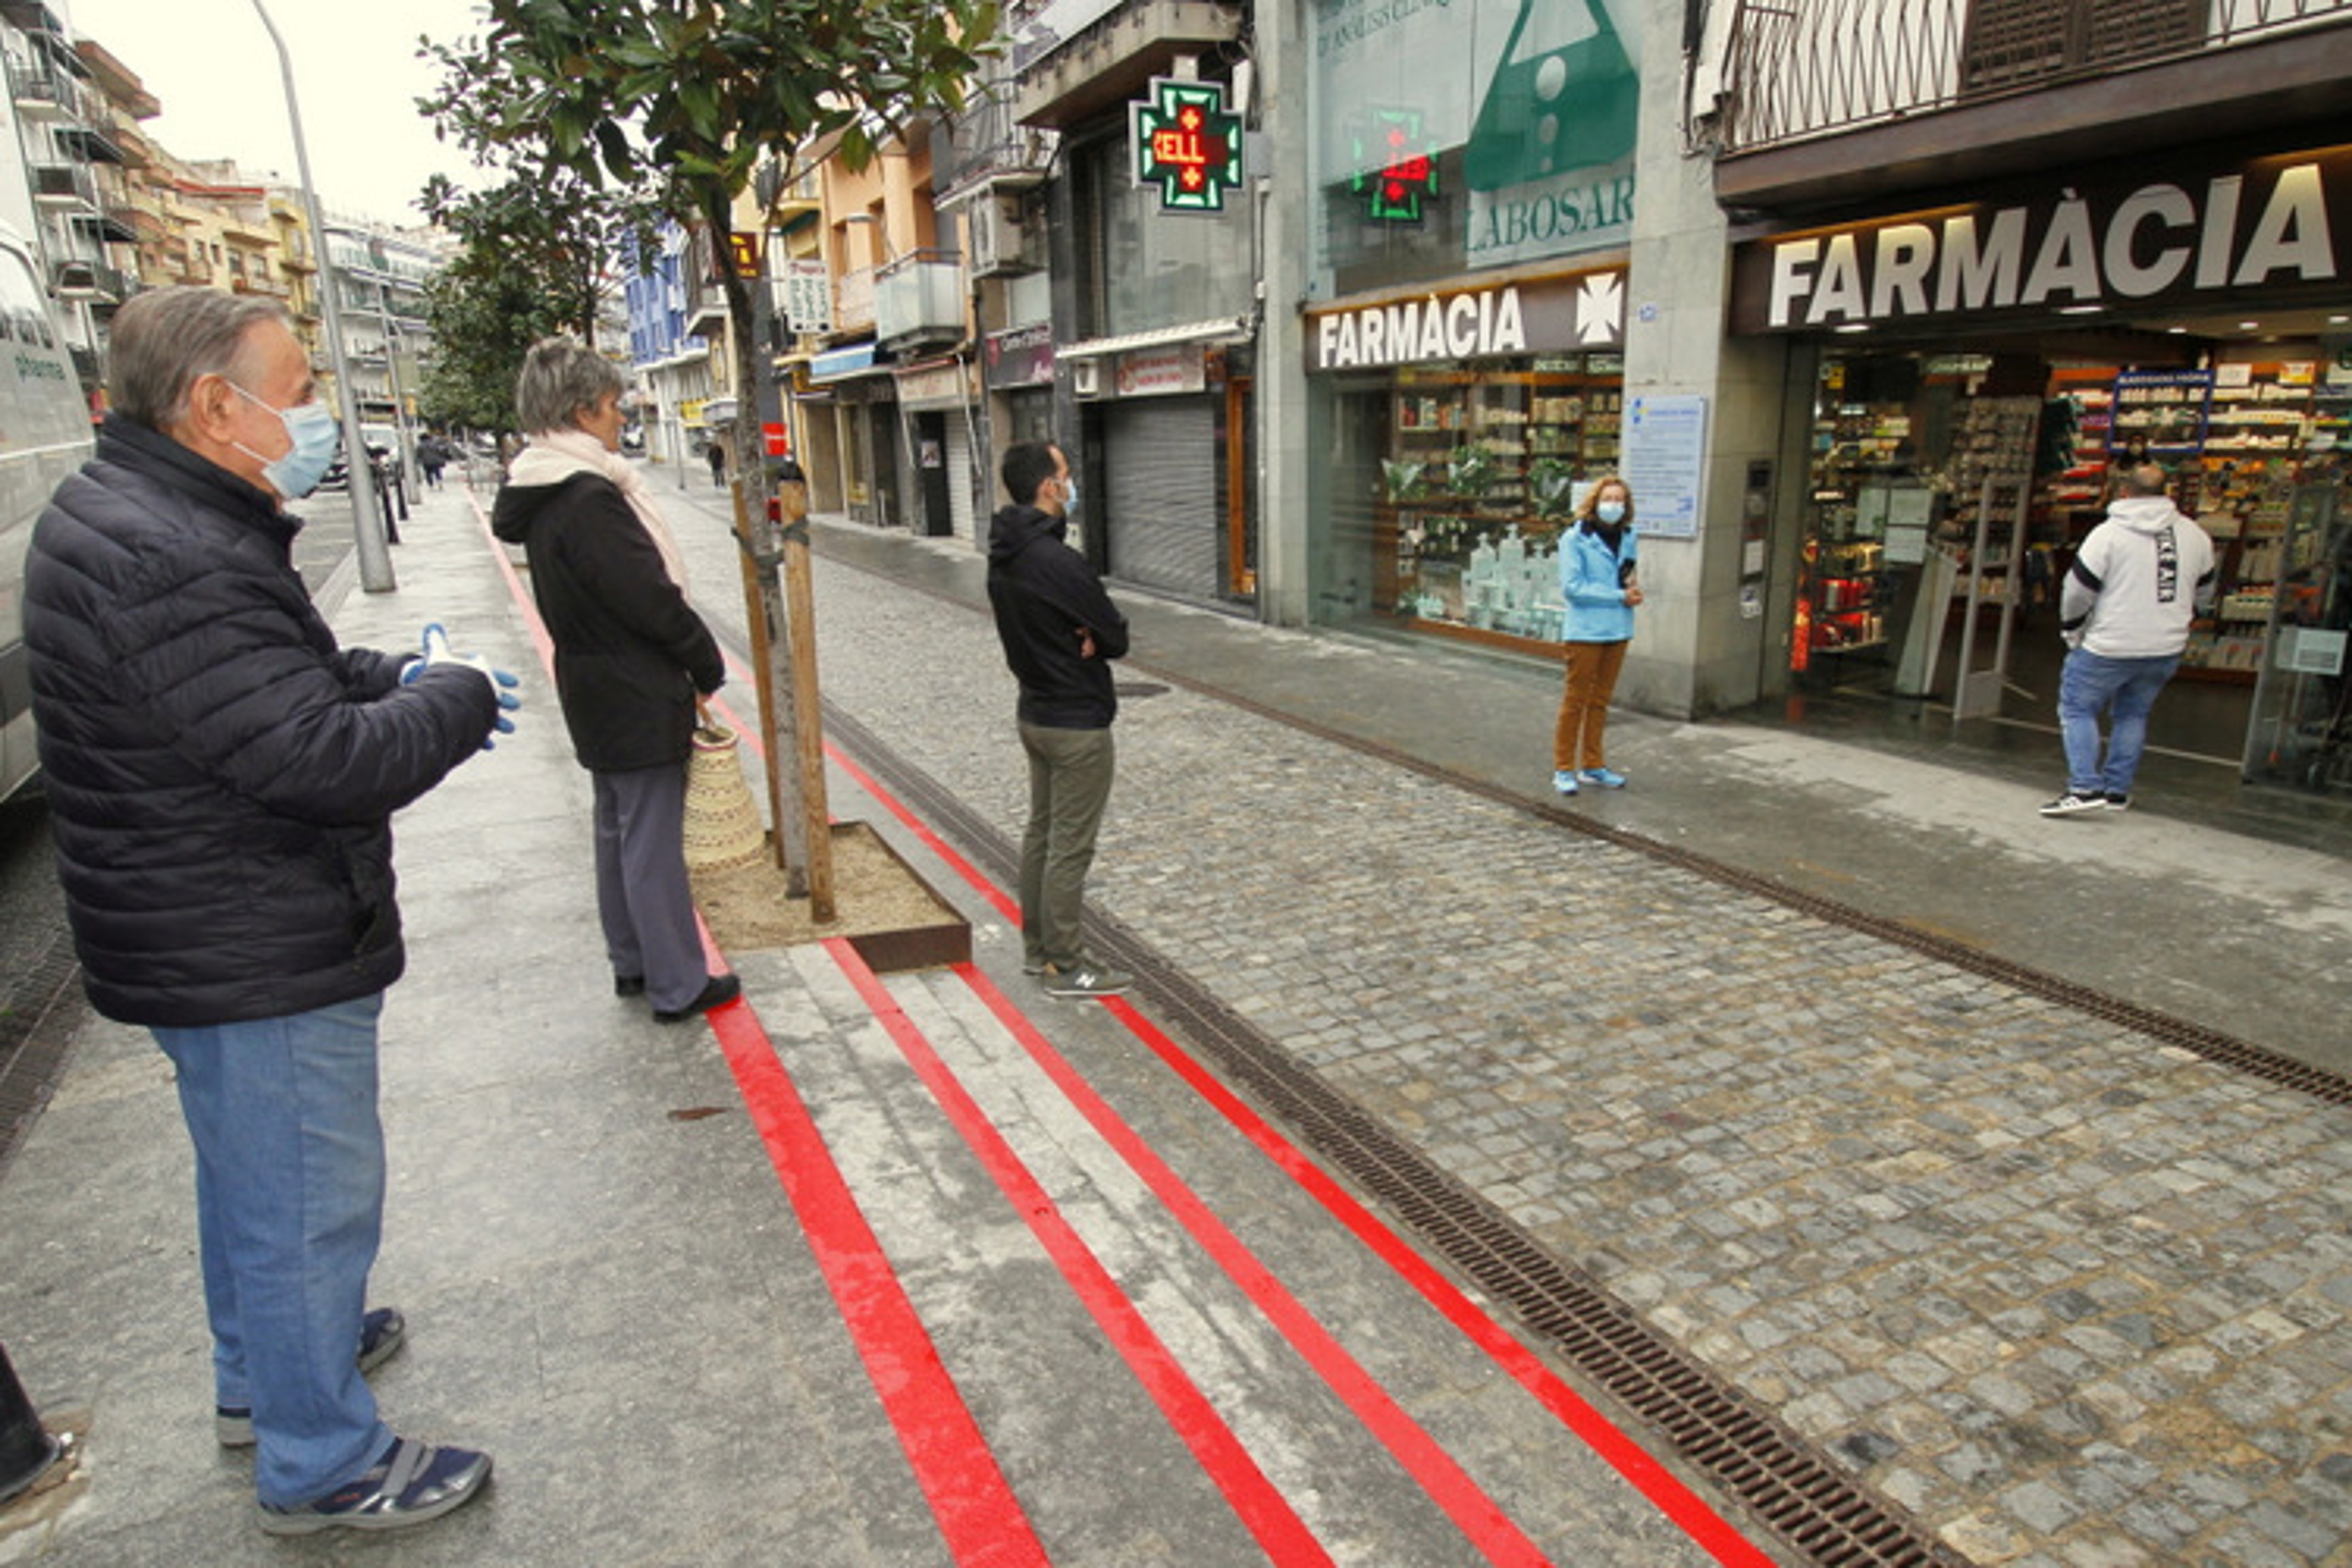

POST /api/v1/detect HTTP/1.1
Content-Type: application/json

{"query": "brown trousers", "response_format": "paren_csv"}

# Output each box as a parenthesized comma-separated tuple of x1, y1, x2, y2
(1553, 639, 1629, 772)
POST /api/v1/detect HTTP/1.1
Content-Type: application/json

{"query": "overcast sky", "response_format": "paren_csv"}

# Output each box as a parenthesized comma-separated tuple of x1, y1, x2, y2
(59, 0, 493, 226)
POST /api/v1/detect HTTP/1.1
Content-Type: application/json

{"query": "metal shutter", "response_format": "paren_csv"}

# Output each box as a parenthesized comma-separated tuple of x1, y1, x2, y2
(946, 416, 978, 542)
(1104, 396, 1217, 600)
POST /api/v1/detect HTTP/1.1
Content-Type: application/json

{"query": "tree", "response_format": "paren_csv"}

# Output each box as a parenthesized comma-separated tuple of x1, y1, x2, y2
(422, 1, 1001, 916)
(415, 174, 661, 435)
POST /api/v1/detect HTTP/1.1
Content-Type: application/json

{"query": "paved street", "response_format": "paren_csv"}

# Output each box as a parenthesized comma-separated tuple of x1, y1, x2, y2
(2, 472, 2348, 1566)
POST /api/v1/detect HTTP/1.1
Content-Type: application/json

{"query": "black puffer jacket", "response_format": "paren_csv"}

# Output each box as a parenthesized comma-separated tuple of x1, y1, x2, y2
(986, 504, 1129, 729)
(490, 472, 722, 771)
(24, 415, 500, 1027)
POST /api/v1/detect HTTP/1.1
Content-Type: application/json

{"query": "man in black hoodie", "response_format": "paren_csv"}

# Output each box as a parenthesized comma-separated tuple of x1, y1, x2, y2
(987, 442, 1131, 997)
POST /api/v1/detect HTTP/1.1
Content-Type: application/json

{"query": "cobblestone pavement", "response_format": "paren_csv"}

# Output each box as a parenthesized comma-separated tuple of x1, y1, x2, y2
(717, 517, 2352, 1568)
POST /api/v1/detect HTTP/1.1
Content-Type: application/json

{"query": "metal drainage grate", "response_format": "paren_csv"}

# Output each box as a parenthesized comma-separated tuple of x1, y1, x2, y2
(0, 925, 84, 1182)
(824, 701, 1969, 1568)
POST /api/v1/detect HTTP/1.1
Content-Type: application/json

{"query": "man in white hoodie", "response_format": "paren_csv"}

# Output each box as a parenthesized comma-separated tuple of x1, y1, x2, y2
(2040, 464, 2216, 816)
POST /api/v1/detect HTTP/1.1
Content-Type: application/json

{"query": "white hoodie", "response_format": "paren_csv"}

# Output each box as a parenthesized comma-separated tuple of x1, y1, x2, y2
(2060, 495, 2217, 658)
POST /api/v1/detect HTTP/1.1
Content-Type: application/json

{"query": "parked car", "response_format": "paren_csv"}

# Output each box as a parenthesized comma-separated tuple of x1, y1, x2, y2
(0, 222, 99, 801)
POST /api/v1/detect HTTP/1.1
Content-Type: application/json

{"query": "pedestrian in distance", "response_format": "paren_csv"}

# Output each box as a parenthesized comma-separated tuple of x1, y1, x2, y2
(2040, 461, 2217, 816)
(492, 337, 741, 1023)
(705, 434, 727, 488)
(22, 286, 519, 1536)
(1551, 474, 1643, 795)
(987, 441, 1134, 998)
(417, 432, 447, 490)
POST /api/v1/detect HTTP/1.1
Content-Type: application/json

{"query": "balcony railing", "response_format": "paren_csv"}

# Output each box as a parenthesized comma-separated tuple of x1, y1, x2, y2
(1714, 0, 2352, 154)
(875, 250, 965, 350)
(30, 161, 95, 209)
(6, 59, 84, 121)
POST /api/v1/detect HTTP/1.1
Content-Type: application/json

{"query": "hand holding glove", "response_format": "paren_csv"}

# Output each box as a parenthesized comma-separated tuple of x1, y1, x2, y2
(401, 622, 521, 746)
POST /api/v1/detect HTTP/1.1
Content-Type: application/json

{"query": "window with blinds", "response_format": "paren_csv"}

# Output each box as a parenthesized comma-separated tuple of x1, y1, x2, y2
(1962, 0, 2205, 93)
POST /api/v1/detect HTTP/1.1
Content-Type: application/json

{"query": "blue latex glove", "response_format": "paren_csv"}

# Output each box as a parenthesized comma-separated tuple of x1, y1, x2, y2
(401, 623, 521, 746)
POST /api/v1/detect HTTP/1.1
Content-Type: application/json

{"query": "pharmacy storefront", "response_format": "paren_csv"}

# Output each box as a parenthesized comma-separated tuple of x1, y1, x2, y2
(1731, 138, 2352, 794)
(1303, 0, 1643, 654)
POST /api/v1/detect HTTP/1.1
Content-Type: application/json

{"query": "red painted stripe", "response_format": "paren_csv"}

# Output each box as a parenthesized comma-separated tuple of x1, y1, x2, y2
(826, 940, 1335, 1567)
(705, 998, 1050, 1567)
(826, 742, 1021, 924)
(957, 963, 1553, 1567)
(796, 687, 1770, 1566)
(1099, 999, 1778, 1568)
(472, 505, 1046, 1566)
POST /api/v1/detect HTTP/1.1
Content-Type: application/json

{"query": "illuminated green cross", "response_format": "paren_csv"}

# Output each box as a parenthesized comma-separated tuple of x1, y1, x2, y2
(1130, 78, 1243, 214)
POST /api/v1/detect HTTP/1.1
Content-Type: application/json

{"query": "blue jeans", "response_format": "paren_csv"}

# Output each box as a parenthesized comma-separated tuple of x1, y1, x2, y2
(2058, 647, 2180, 796)
(153, 997, 393, 1507)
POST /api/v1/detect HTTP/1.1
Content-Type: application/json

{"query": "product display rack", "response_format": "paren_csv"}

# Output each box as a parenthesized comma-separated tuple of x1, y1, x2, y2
(1794, 397, 1915, 668)
(1375, 356, 1624, 645)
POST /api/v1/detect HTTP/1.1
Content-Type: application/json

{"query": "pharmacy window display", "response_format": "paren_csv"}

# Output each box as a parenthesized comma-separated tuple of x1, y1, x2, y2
(1377, 354, 1624, 646)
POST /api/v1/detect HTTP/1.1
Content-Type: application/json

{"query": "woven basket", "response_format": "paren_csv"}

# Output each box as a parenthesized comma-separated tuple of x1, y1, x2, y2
(682, 722, 769, 873)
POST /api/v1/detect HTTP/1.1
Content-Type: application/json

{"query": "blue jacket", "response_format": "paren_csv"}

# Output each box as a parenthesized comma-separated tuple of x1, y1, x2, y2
(1558, 519, 1638, 643)
(25, 415, 500, 1026)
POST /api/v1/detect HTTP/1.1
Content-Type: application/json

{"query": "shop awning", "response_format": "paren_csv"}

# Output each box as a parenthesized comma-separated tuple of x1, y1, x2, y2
(1058, 316, 1251, 360)
(808, 342, 887, 383)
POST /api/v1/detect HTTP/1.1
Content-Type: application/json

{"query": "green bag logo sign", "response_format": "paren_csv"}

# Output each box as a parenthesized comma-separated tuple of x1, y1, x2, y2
(1131, 79, 1244, 215)
(1466, 0, 1638, 193)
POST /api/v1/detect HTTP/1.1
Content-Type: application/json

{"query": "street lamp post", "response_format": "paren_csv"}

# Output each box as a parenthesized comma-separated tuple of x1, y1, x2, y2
(249, 0, 394, 592)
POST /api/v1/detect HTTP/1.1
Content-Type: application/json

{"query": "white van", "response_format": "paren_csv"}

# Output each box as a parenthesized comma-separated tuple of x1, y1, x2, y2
(0, 224, 97, 802)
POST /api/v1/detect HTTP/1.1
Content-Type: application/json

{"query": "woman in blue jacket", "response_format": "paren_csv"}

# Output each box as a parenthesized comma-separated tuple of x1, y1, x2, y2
(1553, 475, 1643, 793)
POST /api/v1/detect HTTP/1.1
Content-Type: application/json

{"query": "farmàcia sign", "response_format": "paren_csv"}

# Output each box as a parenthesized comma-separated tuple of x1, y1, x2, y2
(1728, 145, 2351, 334)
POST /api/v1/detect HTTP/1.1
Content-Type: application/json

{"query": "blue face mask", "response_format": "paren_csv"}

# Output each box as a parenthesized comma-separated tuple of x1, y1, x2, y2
(1596, 500, 1627, 525)
(228, 383, 341, 499)
(1060, 473, 1080, 516)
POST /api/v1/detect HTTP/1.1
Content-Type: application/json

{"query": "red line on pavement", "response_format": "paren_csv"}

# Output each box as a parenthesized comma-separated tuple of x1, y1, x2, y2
(704, 999, 1050, 1568)
(826, 939, 1335, 1568)
(800, 694, 1772, 1567)
(1099, 999, 1777, 1568)
(475, 505, 1047, 1567)
(957, 963, 1553, 1567)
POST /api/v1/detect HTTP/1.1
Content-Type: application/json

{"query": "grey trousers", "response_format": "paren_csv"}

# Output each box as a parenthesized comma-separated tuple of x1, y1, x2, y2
(1017, 721, 1115, 971)
(592, 761, 705, 1012)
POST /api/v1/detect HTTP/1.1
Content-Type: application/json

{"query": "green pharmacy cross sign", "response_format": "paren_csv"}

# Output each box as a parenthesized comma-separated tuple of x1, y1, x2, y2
(1352, 110, 1438, 223)
(1131, 78, 1242, 214)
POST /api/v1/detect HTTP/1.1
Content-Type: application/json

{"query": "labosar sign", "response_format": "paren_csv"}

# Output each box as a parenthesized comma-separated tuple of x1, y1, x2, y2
(1730, 147, 2350, 334)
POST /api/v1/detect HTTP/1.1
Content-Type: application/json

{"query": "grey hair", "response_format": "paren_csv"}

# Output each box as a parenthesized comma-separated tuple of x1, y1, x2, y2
(110, 286, 292, 428)
(515, 336, 625, 435)
(2117, 462, 2170, 498)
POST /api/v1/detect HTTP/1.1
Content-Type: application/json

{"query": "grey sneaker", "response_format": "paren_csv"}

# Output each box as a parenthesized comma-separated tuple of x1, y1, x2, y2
(257, 1435, 491, 1536)
(218, 1307, 406, 1447)
(1042, 962, 1131, 998)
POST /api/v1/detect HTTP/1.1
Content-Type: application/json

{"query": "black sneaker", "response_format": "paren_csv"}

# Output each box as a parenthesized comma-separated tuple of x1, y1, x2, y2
(2038, 790, 2106, 818)
(654, 972, 742, 1023)
(2103, 793, 2130, 812)
(257, 1435, 492, 1536)
(217, 1307, 407, 1447)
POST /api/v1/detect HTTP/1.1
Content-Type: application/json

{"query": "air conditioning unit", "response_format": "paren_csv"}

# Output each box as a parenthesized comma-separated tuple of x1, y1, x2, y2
(1071, 358, 1101, 398)
(966, 192, 1042, 279)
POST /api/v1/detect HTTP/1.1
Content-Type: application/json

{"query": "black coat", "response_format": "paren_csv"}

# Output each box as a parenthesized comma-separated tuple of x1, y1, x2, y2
(986, 504, 1129, 729)
(490, 472, 722, 771)
(24, 415, 501, 1027)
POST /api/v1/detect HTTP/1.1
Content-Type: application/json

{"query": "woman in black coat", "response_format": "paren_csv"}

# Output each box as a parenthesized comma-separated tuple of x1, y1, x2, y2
(490, 339, 739, 1023)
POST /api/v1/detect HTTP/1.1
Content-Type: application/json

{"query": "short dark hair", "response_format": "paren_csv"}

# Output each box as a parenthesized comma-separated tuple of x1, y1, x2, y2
(1001, 441, 1063, 507)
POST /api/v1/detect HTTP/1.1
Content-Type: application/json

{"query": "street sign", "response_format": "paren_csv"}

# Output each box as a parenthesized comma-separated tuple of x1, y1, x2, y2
(784, 258, 832, 335)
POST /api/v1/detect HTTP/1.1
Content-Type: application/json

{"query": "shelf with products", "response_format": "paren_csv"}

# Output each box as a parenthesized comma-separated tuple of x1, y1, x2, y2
(2182, 452, 2295, 683)
(1376, 358, 1626, 641)
(2110, 368, 2213, 456)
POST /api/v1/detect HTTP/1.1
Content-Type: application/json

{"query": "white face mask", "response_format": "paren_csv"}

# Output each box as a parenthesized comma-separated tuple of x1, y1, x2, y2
(1596, 500, 1627, 525)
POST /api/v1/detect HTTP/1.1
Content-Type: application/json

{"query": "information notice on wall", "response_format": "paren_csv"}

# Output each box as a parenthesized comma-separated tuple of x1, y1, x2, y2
(1622, 394, 1707, 539)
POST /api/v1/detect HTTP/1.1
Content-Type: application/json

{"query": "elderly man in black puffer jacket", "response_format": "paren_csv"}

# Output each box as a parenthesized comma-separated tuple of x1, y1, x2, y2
(23, 287, 507, 1536)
